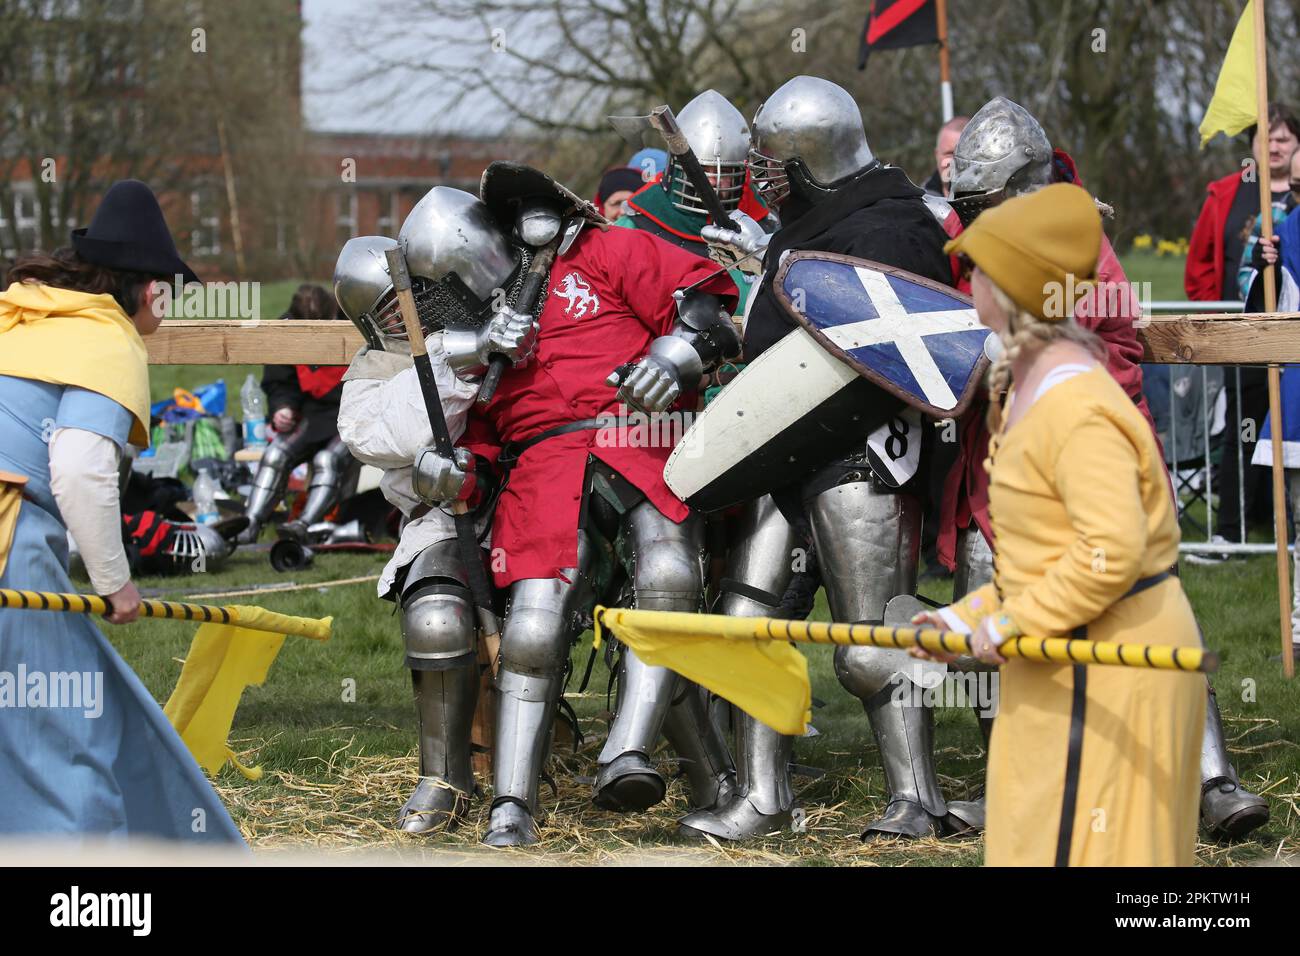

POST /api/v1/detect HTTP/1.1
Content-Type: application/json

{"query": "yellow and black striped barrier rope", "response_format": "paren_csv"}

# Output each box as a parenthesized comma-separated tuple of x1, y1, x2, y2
(0, 588, 331, 641)
(593, 607, 1217, 674)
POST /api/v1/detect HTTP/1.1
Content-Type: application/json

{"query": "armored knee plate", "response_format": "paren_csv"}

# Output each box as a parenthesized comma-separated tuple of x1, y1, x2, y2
(1200, 684, 1269, 839)
(294, 437, 359, 530)
(498, 580, 585, 677)
(396, 541, 478, 833)
(595, 503, 705, 811)
(806, 479, 919, 625)
(629, 502, 704, 612)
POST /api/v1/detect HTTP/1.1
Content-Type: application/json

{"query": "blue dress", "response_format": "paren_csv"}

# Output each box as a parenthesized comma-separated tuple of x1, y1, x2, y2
(0, 374, 244, 844)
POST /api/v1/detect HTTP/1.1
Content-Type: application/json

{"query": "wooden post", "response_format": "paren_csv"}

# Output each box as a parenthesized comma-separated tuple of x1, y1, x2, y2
(1250, 0, 1295, 677)
(936, 0, 953, 122)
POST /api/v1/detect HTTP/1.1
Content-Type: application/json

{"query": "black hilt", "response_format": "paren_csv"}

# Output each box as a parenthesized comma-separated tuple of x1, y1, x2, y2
(477, 237, 561, 406)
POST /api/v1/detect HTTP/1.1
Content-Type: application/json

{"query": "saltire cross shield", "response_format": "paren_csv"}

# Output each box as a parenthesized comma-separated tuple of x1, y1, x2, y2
(663, 253, 988, 513)
(775, 252, 990, 419)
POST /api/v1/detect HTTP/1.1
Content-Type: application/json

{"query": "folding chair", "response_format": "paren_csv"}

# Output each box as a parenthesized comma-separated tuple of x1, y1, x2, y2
(1144, 364, 1225, 537)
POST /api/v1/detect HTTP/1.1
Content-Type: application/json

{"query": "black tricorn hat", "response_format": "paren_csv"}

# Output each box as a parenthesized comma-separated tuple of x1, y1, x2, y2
(71, 179, 200, 285)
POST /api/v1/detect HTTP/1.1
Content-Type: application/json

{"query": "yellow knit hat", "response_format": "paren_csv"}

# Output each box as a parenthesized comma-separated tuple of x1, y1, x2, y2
(944, 182, 1102, 321)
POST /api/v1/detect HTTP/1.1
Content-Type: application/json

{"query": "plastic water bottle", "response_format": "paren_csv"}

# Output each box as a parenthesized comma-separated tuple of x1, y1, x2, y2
(193, 468, 219, 525)
(240, 373, 267, 448)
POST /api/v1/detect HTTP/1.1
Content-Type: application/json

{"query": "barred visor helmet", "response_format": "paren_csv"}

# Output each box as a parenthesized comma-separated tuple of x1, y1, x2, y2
(165, 523, 232, 573)
(748, 75, 875, 208)
(665, 89, 750, 215)
(949, 96, 1055, 226)
(334, 235, 403, 350)
(398, 186, 521, 332)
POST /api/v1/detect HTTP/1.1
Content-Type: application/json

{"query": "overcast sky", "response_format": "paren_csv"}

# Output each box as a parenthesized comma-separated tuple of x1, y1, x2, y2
(303, 0, 487, 134)
(304, 0, 420, 132)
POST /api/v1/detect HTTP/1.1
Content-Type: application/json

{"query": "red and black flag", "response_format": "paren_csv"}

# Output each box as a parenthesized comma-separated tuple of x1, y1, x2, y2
(857, 0, 939, 69)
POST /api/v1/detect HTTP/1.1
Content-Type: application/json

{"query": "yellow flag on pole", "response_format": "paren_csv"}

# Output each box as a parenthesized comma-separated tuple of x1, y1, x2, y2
(163, 609, 330, 779)
(1200, 1, 1259, 147)
(595, 606, 812, 735)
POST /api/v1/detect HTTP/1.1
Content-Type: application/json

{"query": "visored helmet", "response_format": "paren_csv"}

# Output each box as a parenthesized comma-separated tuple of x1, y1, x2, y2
(398, 186, 521, 332)
(333, 235, 402, 350)
(665, 89, 750, 215)
(748, 75, 875, 208)
(949, 96, 1055, 226)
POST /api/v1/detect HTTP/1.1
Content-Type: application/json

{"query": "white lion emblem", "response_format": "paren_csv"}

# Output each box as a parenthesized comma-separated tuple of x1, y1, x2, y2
(555, 271, 600, 319)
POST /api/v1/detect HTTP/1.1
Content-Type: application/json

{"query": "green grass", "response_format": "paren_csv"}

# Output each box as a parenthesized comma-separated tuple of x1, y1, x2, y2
(1119, 249, 1189, 302)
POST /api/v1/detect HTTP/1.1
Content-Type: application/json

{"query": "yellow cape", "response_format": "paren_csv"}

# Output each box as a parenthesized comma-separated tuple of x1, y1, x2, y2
(0, 282, 151, 447)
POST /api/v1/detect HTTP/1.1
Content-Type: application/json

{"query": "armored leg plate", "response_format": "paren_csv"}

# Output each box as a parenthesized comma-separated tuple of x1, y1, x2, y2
(397, 778, 470, 834)
(482, 799, 540, 848)
(592, 751, 667, 813)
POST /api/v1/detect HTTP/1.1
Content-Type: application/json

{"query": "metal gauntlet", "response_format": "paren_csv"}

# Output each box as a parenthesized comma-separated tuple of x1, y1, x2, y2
(609, 291, 738, 415)
(412, 447, 477, 505)
(443, 308, 539, 382)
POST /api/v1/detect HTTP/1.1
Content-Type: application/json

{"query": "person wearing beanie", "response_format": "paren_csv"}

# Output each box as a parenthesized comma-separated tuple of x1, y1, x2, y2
(0, 180, 245, 845)
(911, 184, 1205, 866)
(594, 166, 645, 222)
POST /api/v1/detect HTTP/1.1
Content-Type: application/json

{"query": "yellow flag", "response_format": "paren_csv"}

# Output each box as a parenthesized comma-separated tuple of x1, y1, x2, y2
(596, 607, 812, 735)
(1199, 1, 1259, 147)
(163, 623, 288, 780)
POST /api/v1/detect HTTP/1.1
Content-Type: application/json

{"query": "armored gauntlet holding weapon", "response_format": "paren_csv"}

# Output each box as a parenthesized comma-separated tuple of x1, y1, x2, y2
(606, 288, 740, 415)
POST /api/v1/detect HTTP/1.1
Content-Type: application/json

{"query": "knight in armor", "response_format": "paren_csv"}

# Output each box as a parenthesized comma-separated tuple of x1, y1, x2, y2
(618, 89, 776, 347)
(240, 284, 359, 544)
(692, 75, 964, 841)
(618, 90, 772, 256)
(938, 95, 1269, 841)
(332, 232, 485, 833)
(400, 176, 741, 846)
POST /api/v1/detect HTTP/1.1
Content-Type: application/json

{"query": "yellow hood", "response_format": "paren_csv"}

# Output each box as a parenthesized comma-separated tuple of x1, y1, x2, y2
(0, 282, 151, 447)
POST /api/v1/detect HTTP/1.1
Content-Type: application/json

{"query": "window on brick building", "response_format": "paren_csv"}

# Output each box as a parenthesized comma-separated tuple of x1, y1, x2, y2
(336, 191, 358, 246)
(376, 190, 396, 237)
(13, 191, 38, 254)
(191, 189, 221, 257)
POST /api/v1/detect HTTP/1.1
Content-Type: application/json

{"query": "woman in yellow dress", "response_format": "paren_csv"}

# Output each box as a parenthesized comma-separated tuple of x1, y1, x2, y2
(913, 183, 1204, 866)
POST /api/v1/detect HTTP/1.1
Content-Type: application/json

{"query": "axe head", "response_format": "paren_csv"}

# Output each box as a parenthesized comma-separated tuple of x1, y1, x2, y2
(608, 105, 688, 155)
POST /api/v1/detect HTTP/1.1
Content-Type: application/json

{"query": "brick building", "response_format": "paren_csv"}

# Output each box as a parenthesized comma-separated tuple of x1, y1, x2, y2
(0, 0, 532, 282)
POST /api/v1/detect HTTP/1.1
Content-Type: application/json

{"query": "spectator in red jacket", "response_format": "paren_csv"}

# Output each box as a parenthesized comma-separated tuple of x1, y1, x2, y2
(1186, 104, 1300, 553)
(1186, 104, 1300, 303)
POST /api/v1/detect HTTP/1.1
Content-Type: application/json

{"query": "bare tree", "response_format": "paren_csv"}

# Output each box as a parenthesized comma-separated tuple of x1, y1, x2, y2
(351, 0, 1300, 242)
(0, 0, 306, 276)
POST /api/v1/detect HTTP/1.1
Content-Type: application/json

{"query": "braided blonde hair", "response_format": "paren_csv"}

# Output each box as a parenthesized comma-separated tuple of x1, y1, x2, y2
(984, 280, 1105, 433)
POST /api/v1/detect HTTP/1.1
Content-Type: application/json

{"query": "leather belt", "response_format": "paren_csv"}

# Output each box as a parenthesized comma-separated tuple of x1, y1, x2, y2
(1123, 570, 1171, 600)
(496, 417, 609, 469)
(405, 417, 609, 525)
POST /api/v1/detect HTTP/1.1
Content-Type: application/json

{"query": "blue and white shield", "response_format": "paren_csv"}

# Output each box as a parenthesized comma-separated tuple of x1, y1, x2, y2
(775, 252, 990, 418)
